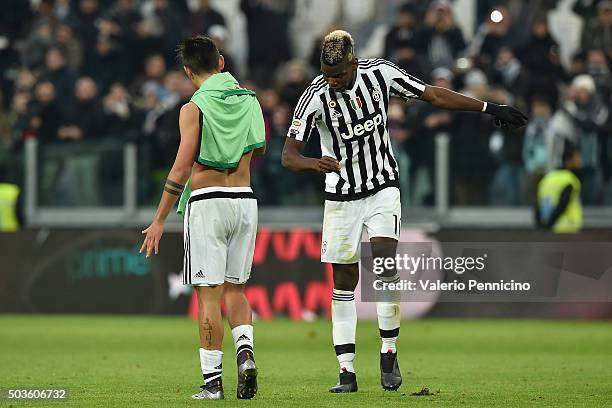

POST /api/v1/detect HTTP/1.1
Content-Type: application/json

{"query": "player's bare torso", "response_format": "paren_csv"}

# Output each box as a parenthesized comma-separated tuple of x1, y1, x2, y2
(190, 151, 254, 190)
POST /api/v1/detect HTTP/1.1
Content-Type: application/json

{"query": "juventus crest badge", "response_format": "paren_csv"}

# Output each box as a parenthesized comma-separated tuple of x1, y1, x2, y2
(371, 87, 382, 102)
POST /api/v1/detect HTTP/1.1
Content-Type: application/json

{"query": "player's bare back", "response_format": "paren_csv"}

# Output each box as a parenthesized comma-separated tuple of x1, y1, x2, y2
(190, 150, 255, 190)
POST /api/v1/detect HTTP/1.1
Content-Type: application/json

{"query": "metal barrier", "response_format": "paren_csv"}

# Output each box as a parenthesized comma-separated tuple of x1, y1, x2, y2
(23, 137, 612, 230)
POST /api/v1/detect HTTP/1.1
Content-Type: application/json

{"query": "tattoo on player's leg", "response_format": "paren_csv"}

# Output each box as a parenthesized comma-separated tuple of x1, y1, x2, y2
(203, 318, 213, 348)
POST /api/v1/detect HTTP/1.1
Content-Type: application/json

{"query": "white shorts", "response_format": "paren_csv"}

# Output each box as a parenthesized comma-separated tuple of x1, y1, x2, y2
(183, 187, 257, 286)
(321, 187, 401, 264)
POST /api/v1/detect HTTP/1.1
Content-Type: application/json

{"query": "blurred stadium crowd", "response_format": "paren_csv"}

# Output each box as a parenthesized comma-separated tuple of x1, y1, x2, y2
(0, 0, 611, 207)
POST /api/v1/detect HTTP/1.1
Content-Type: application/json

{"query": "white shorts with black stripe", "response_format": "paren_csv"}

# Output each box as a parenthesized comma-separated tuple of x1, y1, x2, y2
(321, 186, 400, 264)
(183, 187, 257, 286)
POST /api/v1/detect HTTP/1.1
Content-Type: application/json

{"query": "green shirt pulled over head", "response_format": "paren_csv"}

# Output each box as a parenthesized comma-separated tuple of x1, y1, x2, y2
(177, 72, 265, 216)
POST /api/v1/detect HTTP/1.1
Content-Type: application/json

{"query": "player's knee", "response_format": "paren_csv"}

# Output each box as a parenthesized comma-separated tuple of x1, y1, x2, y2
(196, 285, 224, 304)
(223, 287, 247, 307)
(371, 239, 397, 259)
(332, 263, 359, 290)
(371, 238, 398, 279)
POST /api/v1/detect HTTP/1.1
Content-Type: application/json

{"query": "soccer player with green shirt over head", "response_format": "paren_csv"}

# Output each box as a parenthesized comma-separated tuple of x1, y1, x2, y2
(140, 36, 265, 400)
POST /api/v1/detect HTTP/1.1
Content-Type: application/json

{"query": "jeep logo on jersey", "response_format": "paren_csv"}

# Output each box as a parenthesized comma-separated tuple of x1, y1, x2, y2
(339, 113, 383, 140)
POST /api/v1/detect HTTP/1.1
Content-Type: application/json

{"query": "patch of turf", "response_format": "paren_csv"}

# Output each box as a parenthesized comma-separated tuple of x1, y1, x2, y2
(1, 316, 611, 407)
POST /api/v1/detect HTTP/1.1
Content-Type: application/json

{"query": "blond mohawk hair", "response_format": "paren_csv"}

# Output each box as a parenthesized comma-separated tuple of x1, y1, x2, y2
(321, 30, 354, 66)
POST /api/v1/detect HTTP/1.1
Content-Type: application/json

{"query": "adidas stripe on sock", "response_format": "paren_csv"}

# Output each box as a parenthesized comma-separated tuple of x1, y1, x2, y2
(199, 348, 223, 384)
(231, 324, 254, 358)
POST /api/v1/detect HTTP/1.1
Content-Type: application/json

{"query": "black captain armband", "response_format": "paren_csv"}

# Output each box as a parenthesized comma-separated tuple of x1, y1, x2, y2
(164, 179, 184, 196)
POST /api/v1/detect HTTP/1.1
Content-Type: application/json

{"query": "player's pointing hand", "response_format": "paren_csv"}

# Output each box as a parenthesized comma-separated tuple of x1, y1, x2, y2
(140, 220, 165, 258)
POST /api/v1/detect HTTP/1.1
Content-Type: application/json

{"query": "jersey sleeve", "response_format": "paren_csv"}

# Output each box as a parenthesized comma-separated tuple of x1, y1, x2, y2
(380, 59, 427, 101)
(286, 78, 323, 142)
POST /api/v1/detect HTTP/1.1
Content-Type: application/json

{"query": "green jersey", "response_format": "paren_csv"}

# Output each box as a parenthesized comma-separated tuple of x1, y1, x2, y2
(177, 72, 265, 216)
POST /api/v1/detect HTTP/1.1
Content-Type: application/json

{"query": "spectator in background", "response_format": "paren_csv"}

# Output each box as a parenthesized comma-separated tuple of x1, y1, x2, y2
(572, 0, 606, 29)
(55, 23, 84, 72)
(99, 0, 143, 80)
(6, 91, 34, 149)
(54, 0, 73, 21)
(99, 0, 141, 44)
(6, 69, 37, 143)
(487, 87, 526, 206)
(536, 140, 583, 233)
(21, 23, 55, 70)
(471, 5, 514, 68)
(587, 48, 611, 101)
(394, 42, 432, 83)
(289, 0, 340, 61)
(86, 35, 128, 94)
(43, 47, 78, 107)
(13, 67, 37, 95)
(415, 0, 466, 69)
(139, 68, 180, 136)
(568, 50, 588, 79)
(257, 87, 308, 204)
(277, 60, 309, 108)
(190, 0, 226, 37)
(522, 96, 554, 204)
(490, 46, 523, 92)
(75, 0, 102, 69)
(241, 0, 293, 86)
(547, 74, 608, 204)
(102, 82, 134, 135)
(140, 0, 183, 64)
(581, 0, 612, 60)
(131, 53, 168, 110)
(388, 97, 412, 205)
(520, 17, 565, 108)
(151, 73, 194, 169)
(30, 0, 58, 30)
(408, 67, 456, 206)
(261, 101, 293, 205)
(30, 81, 62, 143)
(58, 77, 105, 141)
(384, 3, 419, 60)
(450, 69, 497, 205)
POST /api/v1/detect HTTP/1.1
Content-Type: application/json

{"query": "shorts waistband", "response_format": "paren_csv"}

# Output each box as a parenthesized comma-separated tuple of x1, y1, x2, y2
(324, 181, 400, 201)
(189, 186, 255, 203)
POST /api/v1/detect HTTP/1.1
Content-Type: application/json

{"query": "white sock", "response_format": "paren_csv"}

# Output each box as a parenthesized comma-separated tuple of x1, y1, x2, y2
(377, 301, 400, 353)
(231, 324, 254, 358)
(332, 289, 357, 373)
(199, 348, 223, 384)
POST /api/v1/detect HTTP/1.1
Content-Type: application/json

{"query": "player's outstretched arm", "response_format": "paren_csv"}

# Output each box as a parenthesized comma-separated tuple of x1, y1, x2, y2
(140, 102, 200, 257)
(419, 85, 528, 130)
(282, 138, 340, 173)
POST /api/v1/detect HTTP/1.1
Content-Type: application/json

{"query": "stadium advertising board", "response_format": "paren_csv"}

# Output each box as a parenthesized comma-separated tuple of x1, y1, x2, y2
(0, 229, 332, 317)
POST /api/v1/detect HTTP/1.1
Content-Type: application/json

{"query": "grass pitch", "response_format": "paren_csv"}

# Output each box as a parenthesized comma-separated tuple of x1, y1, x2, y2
(1, 316, 611, 407)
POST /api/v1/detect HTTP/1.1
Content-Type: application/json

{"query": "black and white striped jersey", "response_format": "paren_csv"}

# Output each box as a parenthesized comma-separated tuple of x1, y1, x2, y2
(286, 58, 427, 201)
